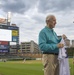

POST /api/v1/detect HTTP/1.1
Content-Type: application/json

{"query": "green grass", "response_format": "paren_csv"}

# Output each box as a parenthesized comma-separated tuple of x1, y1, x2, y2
(0, 59, 74, 75)
(69, 58, 74, 75)
(0, 60, 44, 75)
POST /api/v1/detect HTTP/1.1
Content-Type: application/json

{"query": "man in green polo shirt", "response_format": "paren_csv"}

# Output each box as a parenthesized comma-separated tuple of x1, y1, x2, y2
(38, 15, 66, 75)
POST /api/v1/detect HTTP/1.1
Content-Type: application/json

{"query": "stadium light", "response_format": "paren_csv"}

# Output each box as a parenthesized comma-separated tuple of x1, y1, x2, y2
(7, 12, 11, 26)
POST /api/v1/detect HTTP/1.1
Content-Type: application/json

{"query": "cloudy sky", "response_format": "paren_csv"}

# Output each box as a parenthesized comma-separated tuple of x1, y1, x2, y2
(0, 0, 74, 44)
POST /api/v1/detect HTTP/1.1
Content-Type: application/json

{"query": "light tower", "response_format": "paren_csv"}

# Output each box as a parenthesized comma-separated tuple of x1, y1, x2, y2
(7, 12, 11, 26)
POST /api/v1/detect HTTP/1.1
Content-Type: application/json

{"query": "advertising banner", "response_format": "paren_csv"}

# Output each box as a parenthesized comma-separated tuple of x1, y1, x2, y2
(0, 41, 9, 45)
(0, 45, 9, 49)
(12, 36, 18, 42)
(0, 49, 8, 52)
(12, 30, 18, 36)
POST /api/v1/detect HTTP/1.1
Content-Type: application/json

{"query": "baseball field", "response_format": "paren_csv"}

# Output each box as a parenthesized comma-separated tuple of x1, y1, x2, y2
(0, 59, 74, 75)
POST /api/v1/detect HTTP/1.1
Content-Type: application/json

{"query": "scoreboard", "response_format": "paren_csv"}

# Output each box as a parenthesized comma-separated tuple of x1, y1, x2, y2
(0, 25, 19, 53)
(0, 25, 19, 42)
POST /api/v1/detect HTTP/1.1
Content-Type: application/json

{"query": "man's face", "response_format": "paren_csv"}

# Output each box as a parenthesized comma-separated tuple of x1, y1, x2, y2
(48, 17, 56, 28)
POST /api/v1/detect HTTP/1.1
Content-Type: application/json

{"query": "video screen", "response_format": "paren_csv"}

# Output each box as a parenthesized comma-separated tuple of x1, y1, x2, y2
(0, 29, 12, 41)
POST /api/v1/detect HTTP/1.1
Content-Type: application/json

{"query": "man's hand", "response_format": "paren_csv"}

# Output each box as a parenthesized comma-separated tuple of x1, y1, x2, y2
(62, 34, 67, 40)
(57, 43, 64, 48)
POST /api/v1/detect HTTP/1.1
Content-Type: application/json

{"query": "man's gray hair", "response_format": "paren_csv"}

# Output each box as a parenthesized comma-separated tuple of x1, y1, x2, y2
(46, 15, 55, 21)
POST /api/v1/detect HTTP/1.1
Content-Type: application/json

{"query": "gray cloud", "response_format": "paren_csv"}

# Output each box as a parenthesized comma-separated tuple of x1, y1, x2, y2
(32, 15, 45, 24)
(56, 23, 74, 28)
(1, 0, 74, 13)
(1, 0, 74, 14)
(1, 0, 37, 14)
(38, 0, 74, 13)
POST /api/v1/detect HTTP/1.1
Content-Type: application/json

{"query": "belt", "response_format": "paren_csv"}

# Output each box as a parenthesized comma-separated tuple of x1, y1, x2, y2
(43, 52, 58, 55)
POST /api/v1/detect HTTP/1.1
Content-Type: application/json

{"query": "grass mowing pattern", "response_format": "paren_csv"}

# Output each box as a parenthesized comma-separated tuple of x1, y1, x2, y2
(0, 59, 74, 75)
(0, 60, 44, 75)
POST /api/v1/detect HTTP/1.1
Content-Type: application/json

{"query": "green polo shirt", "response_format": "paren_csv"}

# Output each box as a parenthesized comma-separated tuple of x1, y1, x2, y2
(38, 26, 61, 54)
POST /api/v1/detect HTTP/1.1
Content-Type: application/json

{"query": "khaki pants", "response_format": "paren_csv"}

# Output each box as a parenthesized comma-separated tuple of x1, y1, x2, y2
(42, 54, 59, 75)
